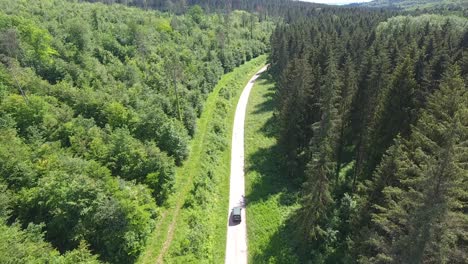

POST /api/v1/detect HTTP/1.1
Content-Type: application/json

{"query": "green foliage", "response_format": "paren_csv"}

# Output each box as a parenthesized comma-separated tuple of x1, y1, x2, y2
(103, 128, 175, 203)
(361, 67, 467, 263)
(0, 182, 13, 218)
(0, 220, 100, 264)
(65, 19, 91, 52)
(270, 8, 467, 263)
(244, 73, 301, 263)
(12, 152, 159, 263)
(0, 12, 57, 65)
(141, 56, 266, 263)
(359, 0, 467, 11)
(0, 0, 272, 262)
(188, 5, 204, 24)
(0, 94, 48, 136)
(0, 129, 37, 189)
(298, 55, 341, 252)
(156, 120, 189, 165)
(102, 101, 131, 128)
(376, 14, 468, 36)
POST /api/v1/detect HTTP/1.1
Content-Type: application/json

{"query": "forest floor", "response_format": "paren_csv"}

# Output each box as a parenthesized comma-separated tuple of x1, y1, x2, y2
(244, 73, 301, 263)
(137, 56, 267, 264)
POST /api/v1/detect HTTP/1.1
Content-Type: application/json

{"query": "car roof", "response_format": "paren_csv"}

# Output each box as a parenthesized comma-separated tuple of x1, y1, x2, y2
(232, 207, 242, 215)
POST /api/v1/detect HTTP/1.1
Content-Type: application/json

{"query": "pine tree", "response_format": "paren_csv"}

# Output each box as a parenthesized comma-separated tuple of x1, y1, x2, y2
(335, 55, 358, 185)
(277, 58, 313, 178)
(350, 44, 391, 188)
(361, 66, 468, 264)
(354, 138, 411, 263)
(298, 54, 341, 259)
(366, 55, 418, 181)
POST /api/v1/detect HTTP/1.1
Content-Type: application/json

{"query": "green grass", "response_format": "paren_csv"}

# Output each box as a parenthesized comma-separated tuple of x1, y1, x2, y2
(137, 55, 267, 264)
(207, 58, 269, 262)
(244, 73, 301, 263)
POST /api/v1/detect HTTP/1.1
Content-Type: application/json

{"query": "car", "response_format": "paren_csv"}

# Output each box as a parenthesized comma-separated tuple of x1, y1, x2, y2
(232, 206, 242, 222)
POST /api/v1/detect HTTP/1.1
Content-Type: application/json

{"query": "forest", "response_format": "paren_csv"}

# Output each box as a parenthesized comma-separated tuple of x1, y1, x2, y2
(270, 6, 467, 264)
(82, 0, 316, 16)
(0, 0, 467, 263)
(0, 0, 272, 262)
(357, 0, 467, 10)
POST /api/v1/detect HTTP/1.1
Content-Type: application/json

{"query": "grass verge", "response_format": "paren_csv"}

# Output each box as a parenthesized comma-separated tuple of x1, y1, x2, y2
(137, 55, 267, 264)
(244, 73, 301, 263)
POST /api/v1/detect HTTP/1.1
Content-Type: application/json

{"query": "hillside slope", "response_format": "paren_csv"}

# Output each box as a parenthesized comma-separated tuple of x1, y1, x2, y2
(358, 0, 467, 9)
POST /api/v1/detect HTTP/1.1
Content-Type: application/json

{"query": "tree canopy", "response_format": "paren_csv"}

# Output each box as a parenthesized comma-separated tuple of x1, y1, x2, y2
(270, 8, 467, 262)
(0, 0, 273, 262)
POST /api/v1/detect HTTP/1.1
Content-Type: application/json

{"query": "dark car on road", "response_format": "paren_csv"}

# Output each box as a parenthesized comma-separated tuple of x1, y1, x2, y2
(232, 207, 242, 222)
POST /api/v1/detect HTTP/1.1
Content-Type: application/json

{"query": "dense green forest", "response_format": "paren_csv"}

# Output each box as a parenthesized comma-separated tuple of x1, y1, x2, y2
(358, 0, 468, 10)
(82, 0, 315, 16)
(270, 7, 467, 263)
(1, 0, 467, 263)
(0, 0, 272, 262)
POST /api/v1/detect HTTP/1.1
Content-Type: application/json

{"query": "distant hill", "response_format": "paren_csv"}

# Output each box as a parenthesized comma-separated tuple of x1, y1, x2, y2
(355, 0, 467, 10)
(80, 0, 316, 16)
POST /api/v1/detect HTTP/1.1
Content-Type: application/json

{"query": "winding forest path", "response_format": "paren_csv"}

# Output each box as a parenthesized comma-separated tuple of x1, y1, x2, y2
(225, 65, 268, 264)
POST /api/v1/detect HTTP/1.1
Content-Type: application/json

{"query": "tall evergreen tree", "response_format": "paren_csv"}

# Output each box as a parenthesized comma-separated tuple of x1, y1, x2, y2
(277, 58, 313, 178)
(270, 10, 468, 262)
(361, 66, 468, 263)
(298, 54, 341, 260)
(335, 55, 358, 185)
(366, 55, 418, 180)
(350, 44, 391, 188)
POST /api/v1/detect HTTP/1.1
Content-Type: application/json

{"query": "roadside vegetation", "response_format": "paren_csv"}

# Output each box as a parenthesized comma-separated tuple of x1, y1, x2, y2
(244, 73, 301, 263)
(138, 55, 267, 263)
(160, 55, 267, 263)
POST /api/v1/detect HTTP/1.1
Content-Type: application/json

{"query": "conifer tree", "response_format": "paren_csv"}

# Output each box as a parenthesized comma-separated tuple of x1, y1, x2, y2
(350, 44, 391, 188)
(361, 66, 467, 263)
(335, 55, 357, 184)
(298, 54, 341, 259)
(366, 55, 418, 180)
(277, 58, 312, 178)
(269, 10, 468, 262)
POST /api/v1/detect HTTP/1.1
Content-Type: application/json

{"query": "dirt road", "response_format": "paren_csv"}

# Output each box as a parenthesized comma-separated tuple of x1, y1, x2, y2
(225, 65, 268, 264)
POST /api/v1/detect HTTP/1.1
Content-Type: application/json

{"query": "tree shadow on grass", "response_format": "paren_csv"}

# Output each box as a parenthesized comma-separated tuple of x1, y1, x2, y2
(252, 74, 280, 138)
(245, 134, 302, 262)
(245, 72, 303, 263)
(250, 215, 303, 264)
(245, 144, 298, 206)
(251, 75, 276, 115)
(245, 72, 297, 205)
(259, 111, 279, 138)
